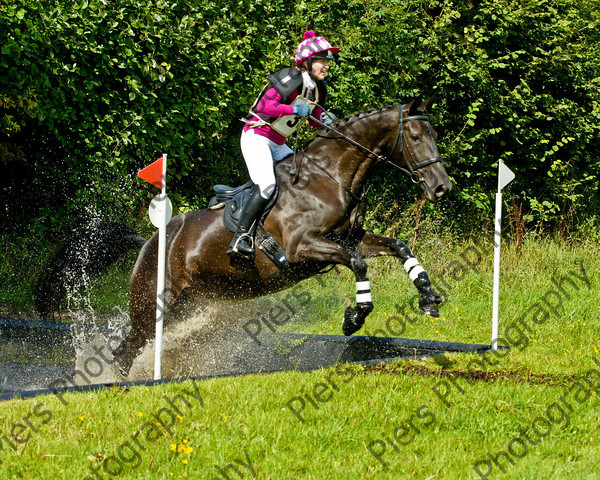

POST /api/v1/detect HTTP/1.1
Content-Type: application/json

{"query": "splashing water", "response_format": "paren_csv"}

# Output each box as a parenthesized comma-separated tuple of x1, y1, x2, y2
(128, 295, 315, 380)
(68, 275, 317, 384)
(71, 309, 131, 385)
(3, 257, 317, 394)
(128, 299, 270, 379)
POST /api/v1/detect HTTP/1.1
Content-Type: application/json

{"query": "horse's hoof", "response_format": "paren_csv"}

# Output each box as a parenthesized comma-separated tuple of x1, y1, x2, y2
(342, 302, 372, 336)
(419, 288, 442, 318)
(419, 288, 444, 317)
(342, 306, 363, 336)
(420, 303, 440, 317)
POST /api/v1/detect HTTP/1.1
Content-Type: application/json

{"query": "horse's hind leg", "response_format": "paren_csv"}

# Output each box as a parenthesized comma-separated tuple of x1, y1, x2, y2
(358, 232, 442, 316)
(114, 269, 183, 377)
(113, 296, 155, 377)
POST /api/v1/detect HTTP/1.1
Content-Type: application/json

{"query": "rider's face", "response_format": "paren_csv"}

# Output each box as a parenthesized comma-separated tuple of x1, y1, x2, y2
(306, 59, 330, 81)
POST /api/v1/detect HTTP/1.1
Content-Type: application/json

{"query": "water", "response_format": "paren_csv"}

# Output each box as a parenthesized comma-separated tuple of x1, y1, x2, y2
(0, 295, 316, 394)
(0, 325, 75, 393)
(126, 298, 308, 379)
(0, 362, 73, 393)
(1, 211, 324, 393)
(70, 311, 131, 385)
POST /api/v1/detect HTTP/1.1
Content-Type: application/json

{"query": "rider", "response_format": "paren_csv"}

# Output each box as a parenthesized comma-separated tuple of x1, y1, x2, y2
(227, 30, 340, 257)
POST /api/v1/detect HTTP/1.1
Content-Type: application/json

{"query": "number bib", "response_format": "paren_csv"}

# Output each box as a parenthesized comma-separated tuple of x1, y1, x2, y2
(269, 90, 319, 137)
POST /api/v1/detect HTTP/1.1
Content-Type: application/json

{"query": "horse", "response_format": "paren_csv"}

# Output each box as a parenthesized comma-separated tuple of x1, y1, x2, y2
(35, 98, 452, 377)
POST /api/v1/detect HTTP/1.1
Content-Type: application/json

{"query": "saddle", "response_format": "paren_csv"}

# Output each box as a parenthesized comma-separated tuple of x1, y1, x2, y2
(208, 182, 291, 271)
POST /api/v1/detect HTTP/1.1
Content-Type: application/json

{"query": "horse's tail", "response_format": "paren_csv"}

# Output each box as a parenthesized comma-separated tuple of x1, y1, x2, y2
(34, 222, 147, 319)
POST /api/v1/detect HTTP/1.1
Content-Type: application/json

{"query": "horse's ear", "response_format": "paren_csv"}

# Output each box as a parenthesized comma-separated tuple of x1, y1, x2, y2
(419, 95, 436, 112)
(408, 97, 423, 116)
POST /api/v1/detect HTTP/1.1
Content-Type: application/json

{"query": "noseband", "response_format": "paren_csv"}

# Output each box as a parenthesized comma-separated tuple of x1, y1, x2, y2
(386, 104, 445, 182)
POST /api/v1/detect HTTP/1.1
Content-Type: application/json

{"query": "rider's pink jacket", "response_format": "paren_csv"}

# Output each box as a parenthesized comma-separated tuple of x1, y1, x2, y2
(243, 87, 323, 145)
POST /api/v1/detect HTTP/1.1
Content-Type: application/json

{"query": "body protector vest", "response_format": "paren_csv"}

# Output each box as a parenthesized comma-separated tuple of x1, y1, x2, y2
(244, 67, 327, 138)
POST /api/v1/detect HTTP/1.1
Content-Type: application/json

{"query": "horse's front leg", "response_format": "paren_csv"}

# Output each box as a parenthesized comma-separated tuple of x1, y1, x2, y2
(342, 251, 374, 335)
(288, 237, 373, 336)
(358, 232, 443, 316)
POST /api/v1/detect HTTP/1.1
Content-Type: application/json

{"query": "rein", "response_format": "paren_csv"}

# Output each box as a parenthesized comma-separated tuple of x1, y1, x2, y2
(303, 152, 366, 203)
(287, 104, 445, 242)
(304, 105, 444, 187)
(292, 104, 444, 242)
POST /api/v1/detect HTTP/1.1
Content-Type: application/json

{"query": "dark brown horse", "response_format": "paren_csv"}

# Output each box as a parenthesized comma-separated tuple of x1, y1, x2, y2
(37, 99, 452, 376)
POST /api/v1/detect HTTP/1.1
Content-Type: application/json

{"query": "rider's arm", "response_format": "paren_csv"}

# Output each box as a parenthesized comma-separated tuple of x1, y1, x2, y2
(255, 87, 295, 118)
(255, 86, 323, 127)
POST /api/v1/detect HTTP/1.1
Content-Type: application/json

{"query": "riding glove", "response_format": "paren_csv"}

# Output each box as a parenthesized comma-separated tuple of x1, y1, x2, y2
(294, 103, 311, 118)
(322, 110, 338, 126)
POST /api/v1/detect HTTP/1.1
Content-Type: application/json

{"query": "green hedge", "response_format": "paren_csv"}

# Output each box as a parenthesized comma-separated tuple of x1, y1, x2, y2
(1, 0, 599, 235)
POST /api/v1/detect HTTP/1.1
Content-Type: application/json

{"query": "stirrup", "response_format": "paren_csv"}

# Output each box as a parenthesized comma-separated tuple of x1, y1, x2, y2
(228, 233, 254, 256)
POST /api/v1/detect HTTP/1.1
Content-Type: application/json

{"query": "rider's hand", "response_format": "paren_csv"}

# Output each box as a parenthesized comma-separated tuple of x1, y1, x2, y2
(322, 110, 338, 126)
(293, 103, 311, 118)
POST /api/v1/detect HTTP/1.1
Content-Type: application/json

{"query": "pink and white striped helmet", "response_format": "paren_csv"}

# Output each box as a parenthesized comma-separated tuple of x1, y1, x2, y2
(295, 31, 340, 65)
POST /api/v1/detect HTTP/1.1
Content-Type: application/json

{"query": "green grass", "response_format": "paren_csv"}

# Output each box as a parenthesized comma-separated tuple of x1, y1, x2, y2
(0, 362, 599, 479)
(0, 232, 51, 316)
(0, 233, 599, 479)
(273, 234, 600, 378)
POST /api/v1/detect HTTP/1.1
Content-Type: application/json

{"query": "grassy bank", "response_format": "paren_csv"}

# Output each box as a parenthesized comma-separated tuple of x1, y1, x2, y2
(0, 359, 598, 479)
(280, 233, 600, 378)
(0, 232, 599, 479)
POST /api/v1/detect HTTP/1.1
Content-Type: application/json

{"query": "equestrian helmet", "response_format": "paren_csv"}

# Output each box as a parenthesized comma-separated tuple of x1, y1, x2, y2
(295, 31, 339, 65)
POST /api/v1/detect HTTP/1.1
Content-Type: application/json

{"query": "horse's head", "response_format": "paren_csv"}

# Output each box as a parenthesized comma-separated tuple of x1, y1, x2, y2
(389, 98, 452, 202)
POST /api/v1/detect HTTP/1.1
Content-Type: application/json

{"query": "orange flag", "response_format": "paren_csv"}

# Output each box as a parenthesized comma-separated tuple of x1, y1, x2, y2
(137, 156, 164, 189)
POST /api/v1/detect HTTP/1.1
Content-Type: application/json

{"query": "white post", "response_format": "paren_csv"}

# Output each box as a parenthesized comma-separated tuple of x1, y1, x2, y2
(154, 154, 167, 379)
(491, 159, 515, 351)
(491, 191, 502, 350)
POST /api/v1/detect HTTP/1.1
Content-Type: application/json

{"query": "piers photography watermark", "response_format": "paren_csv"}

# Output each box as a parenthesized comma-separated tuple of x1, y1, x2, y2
(1, 239, 593, 478)
(492, 260, 590, 350)
(242, 283, 318, 346)
(0, 327, 127, 466)
(83, 380, 204, 479)
(285, 364, 356, 423)
(473, 357, 600, 479)
(362, 241, 485, 338)
(210, 449, 257, 480)
(361, 260, 593, 470)
(366, 403, 436, 467)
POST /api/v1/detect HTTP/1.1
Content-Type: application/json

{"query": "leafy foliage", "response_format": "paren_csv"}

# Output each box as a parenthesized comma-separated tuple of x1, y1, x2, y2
(421, 0, 600, 231)
(1, 0, 599, 235)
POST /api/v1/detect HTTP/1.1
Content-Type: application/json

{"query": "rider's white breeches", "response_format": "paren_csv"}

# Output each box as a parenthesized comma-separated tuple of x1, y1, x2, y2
(241, 129, 293, 199)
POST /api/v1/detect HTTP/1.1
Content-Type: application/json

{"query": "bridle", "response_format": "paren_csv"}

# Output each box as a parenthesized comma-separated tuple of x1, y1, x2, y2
(301, 104, 445, 200)
(387, 104, 445, 182)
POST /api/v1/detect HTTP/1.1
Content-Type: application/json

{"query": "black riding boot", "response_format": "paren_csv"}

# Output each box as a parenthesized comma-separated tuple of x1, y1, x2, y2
(227, 184, 269, 257)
